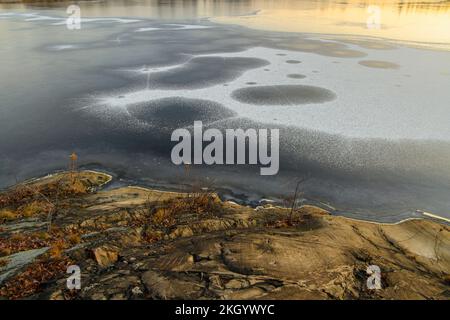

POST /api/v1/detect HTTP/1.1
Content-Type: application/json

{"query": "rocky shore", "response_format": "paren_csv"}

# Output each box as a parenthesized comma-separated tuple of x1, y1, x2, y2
(0, 171, 448, 300)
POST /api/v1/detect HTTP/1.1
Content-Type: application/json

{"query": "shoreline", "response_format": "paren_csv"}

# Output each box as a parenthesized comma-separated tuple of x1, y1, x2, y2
(88, 170, 450, 226)
(25, 169, 450, 227)
(0, 170, 450, 300)
(1, 168, 448, 300)
(3, 168, 449, 226)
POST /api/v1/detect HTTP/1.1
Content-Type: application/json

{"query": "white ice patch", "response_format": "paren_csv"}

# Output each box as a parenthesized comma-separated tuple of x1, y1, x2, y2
(0, 12, 141, 25)
(135, 27, 162, 32)
(48, 44, 79, 51)
(166, 24, 212, 30)
(25, 15, 61, 22)
(82, 45, 450, 142)
(51, 17, 141, 25)
(134, 24, 212, 33)
(117, 58, 193, 75)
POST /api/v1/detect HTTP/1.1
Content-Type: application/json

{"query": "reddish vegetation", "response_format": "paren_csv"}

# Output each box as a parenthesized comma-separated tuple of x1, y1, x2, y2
(0, 175, 89, 224)
(0, 258, 73, 300)
(157, 193, 221, 223)
(0, 228, 82, 258)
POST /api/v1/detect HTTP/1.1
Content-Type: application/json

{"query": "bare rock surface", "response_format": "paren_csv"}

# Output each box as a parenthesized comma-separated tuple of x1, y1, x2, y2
(0, 171, 448, 300)
(0, 247, 50, 284)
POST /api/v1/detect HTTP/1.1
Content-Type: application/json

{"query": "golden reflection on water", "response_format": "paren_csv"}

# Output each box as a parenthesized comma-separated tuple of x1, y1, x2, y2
(1, 1, 449, 47)
(213, 0, 450, 48)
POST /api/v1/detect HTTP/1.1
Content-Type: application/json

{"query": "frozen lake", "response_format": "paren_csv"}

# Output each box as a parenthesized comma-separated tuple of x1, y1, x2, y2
(0, 0, 449, 221)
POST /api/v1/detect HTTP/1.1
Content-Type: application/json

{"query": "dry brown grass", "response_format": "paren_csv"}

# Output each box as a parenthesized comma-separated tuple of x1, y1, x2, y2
(35, 231, 52, 241)
(66, 233, 81, 246)
(0, 185, 34, 209)
(0, 248, 12, 257)
(168, 192, 221, 216)
(0, 258, 9, 268)
(0, 233, 48, 257)
(0, 209, 18, 222)
(142, 228, 164, 243)
(0, 257, 73, 300)
(0, 228, 82, 258)
(0, 201, 52, 223)
(18, 200, 53, 218)
(0, 173, 93, 231)
(149, 192, 222, 228)
(264, 216, 304, 228)
(151, 207, 176, 227)
(0, 173, 88, 210)
(48, 239, 66, 259)
(262, 208, 313, 229)
(132, 186, 223, 231)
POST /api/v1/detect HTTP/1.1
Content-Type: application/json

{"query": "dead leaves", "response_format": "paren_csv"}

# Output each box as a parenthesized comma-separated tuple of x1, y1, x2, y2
(0, 257, 73, 300)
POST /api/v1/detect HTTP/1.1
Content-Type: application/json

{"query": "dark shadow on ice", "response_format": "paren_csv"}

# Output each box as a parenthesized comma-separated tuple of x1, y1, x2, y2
(231, 85, 336, 105)
(127, 97, 236, 129)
